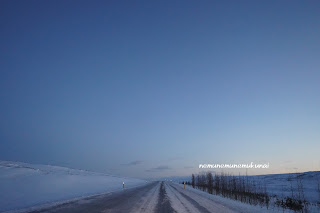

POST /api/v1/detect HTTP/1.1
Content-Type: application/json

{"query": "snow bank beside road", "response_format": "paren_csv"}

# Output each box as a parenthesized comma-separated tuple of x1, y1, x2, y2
(0, 160, 146, 212)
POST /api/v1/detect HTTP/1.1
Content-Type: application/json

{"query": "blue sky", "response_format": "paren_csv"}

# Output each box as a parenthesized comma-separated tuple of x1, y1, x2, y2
(1, 1, 319, 178)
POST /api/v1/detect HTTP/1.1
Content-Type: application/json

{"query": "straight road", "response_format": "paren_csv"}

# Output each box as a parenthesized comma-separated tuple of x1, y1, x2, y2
(30, 182, 244, 213)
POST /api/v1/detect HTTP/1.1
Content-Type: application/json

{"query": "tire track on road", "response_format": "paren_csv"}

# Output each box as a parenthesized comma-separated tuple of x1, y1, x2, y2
(164, 182, 193, 213)
(155, 182, 176, 213)
(169, 184, 211, 213)
(130, 181, 160, 213)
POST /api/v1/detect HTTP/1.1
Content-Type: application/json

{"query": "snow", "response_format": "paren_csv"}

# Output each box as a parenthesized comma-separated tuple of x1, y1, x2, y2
(170, 171, 320, 204)
(170, 182, 271, 213)
(1, 160, 319, 213)
(166, 182, 214, 213)
(251, 171, 320, 203)
(0, 160, 146, 212)
(171, 178, 320, 213)
(130, 181, 160, 213)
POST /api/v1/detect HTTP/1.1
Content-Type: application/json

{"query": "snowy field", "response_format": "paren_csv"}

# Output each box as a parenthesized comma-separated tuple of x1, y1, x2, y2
(171, 182, 320, 213)
(0, 160, 146, 212)
(172, 171, 320, 204)
(251, 171, 320, 204)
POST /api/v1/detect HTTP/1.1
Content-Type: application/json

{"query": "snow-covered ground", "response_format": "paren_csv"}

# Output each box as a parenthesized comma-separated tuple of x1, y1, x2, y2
(170, 171, 320, 204)
(169, 182, 272, 213)
(1, 160, 319, 213)
(0, 160, 146, 212)
(170, 180, 320, 213)
(253, 171, 320, 203)
(167, 172, 320, 213)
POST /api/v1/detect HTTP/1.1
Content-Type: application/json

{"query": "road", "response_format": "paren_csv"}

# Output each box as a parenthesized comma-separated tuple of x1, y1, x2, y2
(30, 181, 241, 213)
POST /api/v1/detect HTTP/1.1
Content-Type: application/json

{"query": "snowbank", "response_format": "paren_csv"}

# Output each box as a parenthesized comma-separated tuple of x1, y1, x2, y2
(0, 161, 146, 212)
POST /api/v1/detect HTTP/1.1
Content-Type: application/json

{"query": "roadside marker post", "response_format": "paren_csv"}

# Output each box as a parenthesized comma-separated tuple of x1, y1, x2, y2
(123, 182, 124, 189)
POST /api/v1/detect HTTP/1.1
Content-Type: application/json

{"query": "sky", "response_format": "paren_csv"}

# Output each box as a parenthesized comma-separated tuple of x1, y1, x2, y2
(0, 0, 320, 178)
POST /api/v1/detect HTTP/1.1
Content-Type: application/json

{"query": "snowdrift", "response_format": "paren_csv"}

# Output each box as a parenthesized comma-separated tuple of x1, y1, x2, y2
(0, 160, 146, 212)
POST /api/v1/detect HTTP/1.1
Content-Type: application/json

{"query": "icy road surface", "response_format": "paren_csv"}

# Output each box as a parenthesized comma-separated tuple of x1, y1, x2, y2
(25, 181, 271, 213)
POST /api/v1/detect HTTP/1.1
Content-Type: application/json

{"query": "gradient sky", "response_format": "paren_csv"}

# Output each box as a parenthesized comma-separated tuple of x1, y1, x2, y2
(1, 0, 320, 178)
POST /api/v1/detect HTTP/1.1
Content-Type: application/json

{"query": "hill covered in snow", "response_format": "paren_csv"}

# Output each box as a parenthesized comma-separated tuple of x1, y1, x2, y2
(0, 160, 146, 212)
(253, 171, 320, 203)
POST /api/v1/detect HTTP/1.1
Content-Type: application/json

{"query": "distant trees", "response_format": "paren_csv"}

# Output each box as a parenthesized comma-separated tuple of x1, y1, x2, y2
(207, 172, 213, 194)
(189, 172, 269, 207)
(186, 172, 312, 212)
(192, 174, 195, 188)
